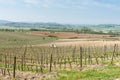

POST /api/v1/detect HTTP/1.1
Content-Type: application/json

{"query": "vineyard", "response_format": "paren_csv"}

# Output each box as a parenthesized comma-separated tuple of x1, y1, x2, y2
(0, 41, 120, 79)
(0, 1, 120, 79)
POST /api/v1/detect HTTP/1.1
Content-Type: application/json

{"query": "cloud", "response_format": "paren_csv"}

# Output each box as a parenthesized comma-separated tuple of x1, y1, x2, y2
(0, 0, 17, 5)
(23, 0, 40, 7)
(23, 0, 54, 8)
(24, 0, 39, 5)
(0, 0, 119, 10)
(47, 0, 120, 9)
(92, 1, 115, 8)
(68, 0, 120, 10)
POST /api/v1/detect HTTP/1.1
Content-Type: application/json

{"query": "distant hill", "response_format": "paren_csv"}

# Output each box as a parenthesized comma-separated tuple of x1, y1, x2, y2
(0, 20, 67, 29)
(0, 19, 120, 33)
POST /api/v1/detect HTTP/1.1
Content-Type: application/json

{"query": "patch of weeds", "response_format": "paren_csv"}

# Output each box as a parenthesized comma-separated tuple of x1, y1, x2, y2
(48, 35, 58, 38)
(48, 65, 120, 80)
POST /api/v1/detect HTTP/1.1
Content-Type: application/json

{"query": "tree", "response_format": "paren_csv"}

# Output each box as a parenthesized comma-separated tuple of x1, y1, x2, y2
(80, 27, 93, 33)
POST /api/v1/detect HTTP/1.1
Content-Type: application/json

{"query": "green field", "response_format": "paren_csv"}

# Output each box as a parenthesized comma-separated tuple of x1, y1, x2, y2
(48, 65, 120, 80)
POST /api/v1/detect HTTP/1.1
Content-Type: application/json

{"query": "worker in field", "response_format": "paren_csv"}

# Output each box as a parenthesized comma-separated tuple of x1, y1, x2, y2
(50, 43, 57, 48)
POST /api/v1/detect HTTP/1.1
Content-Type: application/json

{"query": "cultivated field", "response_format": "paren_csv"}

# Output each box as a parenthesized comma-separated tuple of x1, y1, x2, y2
(31, 31, 110, 39)
(0, 31, 120, 80)
(30, 31, 120, 47)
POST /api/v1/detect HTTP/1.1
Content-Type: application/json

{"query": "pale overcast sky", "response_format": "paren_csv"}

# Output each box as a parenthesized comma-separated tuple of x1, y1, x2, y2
(0, 0, 120, 24)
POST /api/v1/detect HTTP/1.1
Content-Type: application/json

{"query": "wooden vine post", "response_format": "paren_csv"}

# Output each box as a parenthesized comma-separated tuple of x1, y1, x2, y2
(111, 44, 116, 64)
(13, 56, 16, 78)
(80, 47, 83, 68)
(50, 53, 53, 72)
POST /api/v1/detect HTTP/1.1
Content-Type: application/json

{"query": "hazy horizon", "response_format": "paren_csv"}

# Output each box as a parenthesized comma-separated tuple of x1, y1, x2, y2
(0, 0, 120, 24)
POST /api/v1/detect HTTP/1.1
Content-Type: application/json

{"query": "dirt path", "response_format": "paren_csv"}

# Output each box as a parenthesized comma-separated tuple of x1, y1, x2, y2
(33, 39, 120, 47)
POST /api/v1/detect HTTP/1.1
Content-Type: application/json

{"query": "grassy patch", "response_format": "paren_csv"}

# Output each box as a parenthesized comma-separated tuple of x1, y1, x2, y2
(48, 65, 120, 80)
(0, 32, 54, 48)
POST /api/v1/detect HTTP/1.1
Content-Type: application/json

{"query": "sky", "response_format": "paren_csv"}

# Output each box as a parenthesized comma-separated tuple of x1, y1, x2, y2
(0, 0, 120, 24)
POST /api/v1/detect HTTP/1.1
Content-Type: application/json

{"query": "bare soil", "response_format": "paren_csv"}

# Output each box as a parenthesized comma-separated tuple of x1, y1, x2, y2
(31, 31, 120, 47)
(30, 31, 110, 39)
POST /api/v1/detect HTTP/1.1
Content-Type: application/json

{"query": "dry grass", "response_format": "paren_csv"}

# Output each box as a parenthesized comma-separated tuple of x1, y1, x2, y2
(33, 40, 120, 47)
